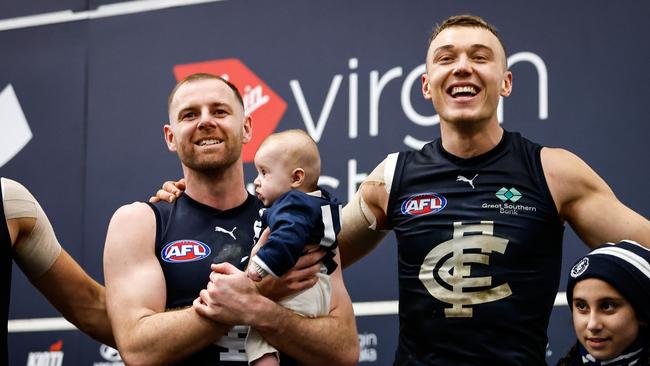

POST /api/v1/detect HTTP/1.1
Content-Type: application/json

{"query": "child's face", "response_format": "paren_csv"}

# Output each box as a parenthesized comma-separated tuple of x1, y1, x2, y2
(572, 278, 640, 360)
(253, 143, 294, 207)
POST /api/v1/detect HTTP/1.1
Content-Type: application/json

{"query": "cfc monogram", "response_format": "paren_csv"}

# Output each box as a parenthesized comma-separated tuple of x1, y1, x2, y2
(419, 221, 512, 317)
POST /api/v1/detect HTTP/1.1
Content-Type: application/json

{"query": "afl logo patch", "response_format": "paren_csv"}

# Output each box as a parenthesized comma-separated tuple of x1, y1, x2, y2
(570, 257, 589, 278)
(162, 240, 211, 263)
(401, 193, 447, 216)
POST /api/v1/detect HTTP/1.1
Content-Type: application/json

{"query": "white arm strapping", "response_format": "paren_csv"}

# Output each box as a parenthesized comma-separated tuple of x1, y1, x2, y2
(344, 153, 398, 235)
(2, 178, 62, 279)
(350, 152, 398, 230)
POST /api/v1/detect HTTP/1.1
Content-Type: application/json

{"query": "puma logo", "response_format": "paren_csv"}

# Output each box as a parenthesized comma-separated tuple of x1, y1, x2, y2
(215, 226, 237, 240)
(456, 174, 479, 189)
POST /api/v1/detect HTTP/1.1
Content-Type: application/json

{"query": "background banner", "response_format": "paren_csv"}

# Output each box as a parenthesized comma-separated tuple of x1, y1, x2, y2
(2, 1, 649, 364)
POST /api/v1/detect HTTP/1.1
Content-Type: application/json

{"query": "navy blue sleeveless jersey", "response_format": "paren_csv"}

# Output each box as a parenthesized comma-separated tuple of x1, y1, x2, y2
(386, 131, 564, 365)
(1, 188, 12, 365)
(148, 193, 262, 365)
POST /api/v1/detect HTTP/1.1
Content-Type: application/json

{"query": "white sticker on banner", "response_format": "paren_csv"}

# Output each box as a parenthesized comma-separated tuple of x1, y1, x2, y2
(0, 84, 32, 168)
(94, 344, 124, 366)
(26, 340, 64, 366)
(359, 332, 378, 362)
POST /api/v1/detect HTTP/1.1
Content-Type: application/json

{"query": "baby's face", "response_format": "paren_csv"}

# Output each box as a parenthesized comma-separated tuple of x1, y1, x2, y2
(253, 143, 294, 207)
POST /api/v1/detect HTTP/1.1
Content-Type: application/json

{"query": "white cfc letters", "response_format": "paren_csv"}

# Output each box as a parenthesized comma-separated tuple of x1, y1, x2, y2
(217, 325, 248, 361)
(418, 221, 512, 318)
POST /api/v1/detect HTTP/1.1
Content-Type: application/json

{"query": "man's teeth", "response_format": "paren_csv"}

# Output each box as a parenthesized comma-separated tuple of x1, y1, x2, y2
(451, 86, 477, 96)
(198, 139, 222, 146)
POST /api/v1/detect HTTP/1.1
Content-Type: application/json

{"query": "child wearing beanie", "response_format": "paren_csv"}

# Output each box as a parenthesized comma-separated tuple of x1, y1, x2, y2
(557, 240, 650, 366)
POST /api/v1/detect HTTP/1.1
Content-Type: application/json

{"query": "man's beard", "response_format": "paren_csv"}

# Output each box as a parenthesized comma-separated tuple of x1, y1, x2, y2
(178, 142, 241, 173)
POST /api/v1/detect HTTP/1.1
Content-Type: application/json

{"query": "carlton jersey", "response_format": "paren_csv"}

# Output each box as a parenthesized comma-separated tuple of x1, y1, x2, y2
(0, 187, 11, 365)
(148, 193, 262, 365)
(386, 131, 564, 365)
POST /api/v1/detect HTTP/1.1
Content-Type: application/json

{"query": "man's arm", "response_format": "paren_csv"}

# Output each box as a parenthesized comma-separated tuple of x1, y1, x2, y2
(194, 252, 359, 365)
(4, 178, 114, 346)
(8, 218, 113, 346)
(255, 251, 358, 365)
(103, 202, 229, 366)
(542, 148, 650, 248)
(32, 249, 115, 346)
(339, 157, 392, 268)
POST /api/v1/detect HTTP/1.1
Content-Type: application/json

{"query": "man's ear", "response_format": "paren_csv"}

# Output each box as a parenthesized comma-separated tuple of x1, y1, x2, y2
(163, 124, 177, 152)
(500, 71, 513, 97)
(291, 168, 305, 188)
(242, 115, 253, 144)
(421, 73, 432, 100)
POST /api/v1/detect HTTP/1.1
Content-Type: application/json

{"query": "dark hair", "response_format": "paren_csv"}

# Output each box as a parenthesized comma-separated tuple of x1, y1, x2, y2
(167, 73, 244, 112)
(555, 343, 579, 366)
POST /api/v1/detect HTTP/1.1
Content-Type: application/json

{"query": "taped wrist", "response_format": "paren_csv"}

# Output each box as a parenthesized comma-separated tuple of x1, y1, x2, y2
(2, 178, 62, 279)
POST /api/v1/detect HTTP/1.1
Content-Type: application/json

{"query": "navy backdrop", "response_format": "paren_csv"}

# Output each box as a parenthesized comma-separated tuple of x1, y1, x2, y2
(1, 0, 649, 364)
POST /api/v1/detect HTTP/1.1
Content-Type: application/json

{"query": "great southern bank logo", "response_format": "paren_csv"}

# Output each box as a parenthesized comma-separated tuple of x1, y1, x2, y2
(173, 59, 287, 163)
(401, 193, 447, 216)
(162, 240, 211, 263)
(495, 187, 522, 202)
(482, 187, 536, 216)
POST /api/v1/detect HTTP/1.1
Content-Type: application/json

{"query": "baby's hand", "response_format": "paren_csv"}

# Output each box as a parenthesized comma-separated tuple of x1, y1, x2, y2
(247, 265, 263, 282)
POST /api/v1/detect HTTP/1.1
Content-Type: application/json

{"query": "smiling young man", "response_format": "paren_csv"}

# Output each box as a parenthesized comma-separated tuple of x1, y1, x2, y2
(336, 15, 650, 365)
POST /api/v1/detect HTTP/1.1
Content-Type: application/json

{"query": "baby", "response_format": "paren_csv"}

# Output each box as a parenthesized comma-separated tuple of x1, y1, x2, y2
(247, 129, 341, 366)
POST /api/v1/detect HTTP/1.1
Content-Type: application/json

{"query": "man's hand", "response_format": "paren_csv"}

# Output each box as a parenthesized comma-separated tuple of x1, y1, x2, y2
(256, 247, 324, 301)
(194, 262, 271, 326)
(249, 228, 324, 301)
(149, 179, 186, 203)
